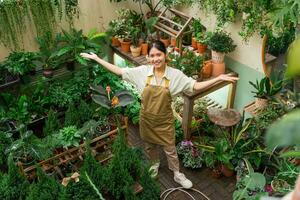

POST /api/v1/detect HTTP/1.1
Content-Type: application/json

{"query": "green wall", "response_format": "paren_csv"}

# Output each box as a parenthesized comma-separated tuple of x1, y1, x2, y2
(225, 57, 264, 112)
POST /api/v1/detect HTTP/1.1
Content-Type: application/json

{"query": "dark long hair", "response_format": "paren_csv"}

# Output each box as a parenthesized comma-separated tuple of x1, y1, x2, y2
(148, 40, 166, 55)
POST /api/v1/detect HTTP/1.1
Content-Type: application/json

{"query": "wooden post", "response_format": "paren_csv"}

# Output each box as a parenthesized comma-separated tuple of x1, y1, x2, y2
(227, 81, 237, 108)
(182, 95, 194, 139)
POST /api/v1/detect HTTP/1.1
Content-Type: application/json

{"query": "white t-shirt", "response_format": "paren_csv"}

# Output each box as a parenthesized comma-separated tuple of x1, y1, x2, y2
(122, 65, 196, 98)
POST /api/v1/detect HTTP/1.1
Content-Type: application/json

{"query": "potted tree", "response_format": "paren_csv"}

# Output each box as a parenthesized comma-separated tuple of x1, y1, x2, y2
(249, 76, 283, 109)
(207, 30, 236, 63)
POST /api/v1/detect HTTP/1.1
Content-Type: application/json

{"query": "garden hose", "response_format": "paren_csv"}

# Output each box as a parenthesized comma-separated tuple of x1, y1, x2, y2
(160, 187, 211, 200)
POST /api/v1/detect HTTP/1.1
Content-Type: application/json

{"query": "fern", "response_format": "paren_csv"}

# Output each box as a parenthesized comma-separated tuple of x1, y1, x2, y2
(43, 109, 60, 136)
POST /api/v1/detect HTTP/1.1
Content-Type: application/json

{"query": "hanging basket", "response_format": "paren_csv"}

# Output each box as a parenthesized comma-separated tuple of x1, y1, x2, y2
(211, 50, 225, 63)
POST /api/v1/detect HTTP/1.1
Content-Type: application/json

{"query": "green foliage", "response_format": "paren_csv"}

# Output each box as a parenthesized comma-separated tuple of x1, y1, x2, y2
(43, 109, 60, 136)
(195, 31, 212, 45)
(192, 18, 205, 35)
(26, 168, 63, 200)
(58, 125, 80, 148)
(0, 156, 30, 200)
(168, 48, 204, 76)
(287, 37, 300, 78)
(0, 131, 12, 165)
(137, 169, 160, 200)
(254, 103, 285, 131)
(1, 51, 38, 75)
(207, 30, 236, 53)
(60, 175, 99, 200)
(64, 103, 80, 127)
(6, 126, 53, 163)
(233, 172, 267, 200)
(175, 119, 184, 144)
(51, 29, 107, 66)
(249, 76, 283, 99)
(48, 69, 91, 108)
(78, 100, 94, 124)
(266, 109, 300, 151)
(106, 132, 143, 199)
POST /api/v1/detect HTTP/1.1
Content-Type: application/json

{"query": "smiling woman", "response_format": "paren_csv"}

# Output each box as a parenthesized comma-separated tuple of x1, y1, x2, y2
(80, 40, 238, 189)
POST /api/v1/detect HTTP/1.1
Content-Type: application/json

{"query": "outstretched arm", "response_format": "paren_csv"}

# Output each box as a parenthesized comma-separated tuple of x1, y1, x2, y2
(193, 74, 239, 91)
(80, 52, 123, 76)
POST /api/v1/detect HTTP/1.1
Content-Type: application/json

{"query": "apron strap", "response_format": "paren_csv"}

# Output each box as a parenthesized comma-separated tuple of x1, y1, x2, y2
(146, 76, 153, 86)
(165, 79, 170, 89)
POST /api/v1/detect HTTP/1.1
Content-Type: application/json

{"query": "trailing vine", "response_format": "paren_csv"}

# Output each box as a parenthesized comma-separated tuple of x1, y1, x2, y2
(0, 0, 79, 50)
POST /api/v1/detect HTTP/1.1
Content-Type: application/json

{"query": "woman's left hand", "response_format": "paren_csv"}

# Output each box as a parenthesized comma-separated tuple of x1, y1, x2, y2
(218, 74, 239, 83)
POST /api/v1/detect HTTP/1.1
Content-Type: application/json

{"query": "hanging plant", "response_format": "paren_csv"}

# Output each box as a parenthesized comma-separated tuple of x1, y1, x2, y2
(0, 0, 28, 49)
(0, 0, 79, 50)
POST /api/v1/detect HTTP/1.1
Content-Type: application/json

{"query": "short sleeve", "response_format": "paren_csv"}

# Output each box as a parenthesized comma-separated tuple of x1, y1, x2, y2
(121, 65, 148, 91)
(170, 69, 196, 97)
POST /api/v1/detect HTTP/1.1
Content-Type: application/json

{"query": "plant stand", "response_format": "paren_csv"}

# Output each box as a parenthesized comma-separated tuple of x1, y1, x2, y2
(20, 117, 129, 180)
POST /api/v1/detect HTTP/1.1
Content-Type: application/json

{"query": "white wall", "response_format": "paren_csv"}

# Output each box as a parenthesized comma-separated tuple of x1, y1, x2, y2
(179, 5, 264, 73)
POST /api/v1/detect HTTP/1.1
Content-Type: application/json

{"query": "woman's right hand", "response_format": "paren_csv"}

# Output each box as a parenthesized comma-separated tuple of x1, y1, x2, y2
(80, 52, 99, 60)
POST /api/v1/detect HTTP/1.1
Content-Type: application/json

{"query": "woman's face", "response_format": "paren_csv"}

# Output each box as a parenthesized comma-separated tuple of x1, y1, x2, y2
(148, 47, 166, 69)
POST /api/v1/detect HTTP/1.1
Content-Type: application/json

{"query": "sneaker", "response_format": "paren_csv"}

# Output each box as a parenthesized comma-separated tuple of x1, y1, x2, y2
(174, 171, 193, 189)
(149, 162, 160, 178)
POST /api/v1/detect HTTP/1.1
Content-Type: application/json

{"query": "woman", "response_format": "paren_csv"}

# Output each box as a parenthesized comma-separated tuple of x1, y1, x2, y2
(80, 40, 238, 189)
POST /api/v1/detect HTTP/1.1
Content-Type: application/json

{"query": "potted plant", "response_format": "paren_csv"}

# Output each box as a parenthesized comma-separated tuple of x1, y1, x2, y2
(176, 140, 203, 169)
(249, 76, 283, 109)
(160, 31, 170, 48)
(36, 34, 59, 78)
(129, 26, 142, 57)
(51, 28, 105, 70)
(207, 30, 236, 63)
(195, 31, 212, 54)
(94, 116, 111, 136)
(192, 19, 206, 50)
(58, 125, 81, 148)
(2, 51, 38, 76)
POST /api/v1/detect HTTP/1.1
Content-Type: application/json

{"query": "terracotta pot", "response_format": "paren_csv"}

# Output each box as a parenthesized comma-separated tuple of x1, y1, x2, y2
(120, 40, 131, 53)
(138, 38, 144, 46)
(111, 36, 120, 47)
(211, 50, 225, 63)
(192, 37, 197, 49)
(212, 62, 225, 77)
(197, 43, 207, 54)
(141, 43, 148, 56)
(130, 45, 141, 57)
(160, 38, 170, 48)
(174, 47, 181, 53)
(43, 69, 54, 78)
(171, 38, 176, 47)
(221, 164, 234, 177)
(255, 97, 268, 109)
(202, 60, 213, 78)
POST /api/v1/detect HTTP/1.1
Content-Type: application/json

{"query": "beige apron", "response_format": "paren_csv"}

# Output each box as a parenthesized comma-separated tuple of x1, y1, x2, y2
(140, 76, 175, 146)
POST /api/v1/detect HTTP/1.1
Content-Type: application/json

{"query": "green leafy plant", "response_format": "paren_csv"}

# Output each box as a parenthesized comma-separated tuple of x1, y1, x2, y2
(1, 51, 38, 75)
(192, 18, 205, 35)
(0, 131, 12, 166)
(208, 30, 236, 53)
(51, 29, 107, 66)
(168, 49, 204, 76)
(78, 100, 94, 125)
(249, 76, 283, 99)
(64, 103, 80, 127)
(195, 31, 212, 45)
(6, 125, 53, 164)
(26, 168, 63, 200)
(43, 109, 60, 136)
(0, 156, 30, 200)
(58, 125, 80, 148)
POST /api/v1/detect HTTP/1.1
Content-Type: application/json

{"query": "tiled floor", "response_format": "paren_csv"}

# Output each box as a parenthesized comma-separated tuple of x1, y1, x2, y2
(128, 123, 236, 200)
